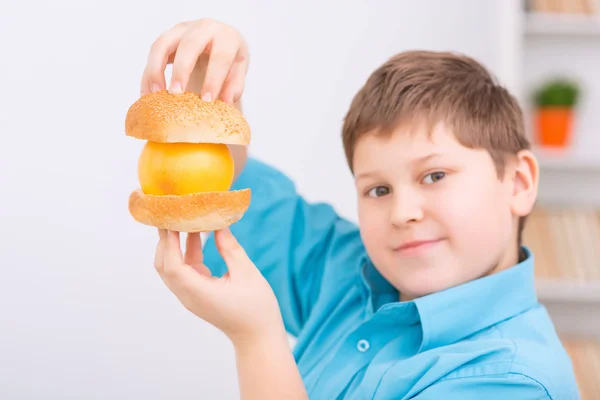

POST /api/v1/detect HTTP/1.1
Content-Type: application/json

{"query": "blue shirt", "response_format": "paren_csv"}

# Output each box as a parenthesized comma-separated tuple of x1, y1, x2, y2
(203, 158, 580, 400)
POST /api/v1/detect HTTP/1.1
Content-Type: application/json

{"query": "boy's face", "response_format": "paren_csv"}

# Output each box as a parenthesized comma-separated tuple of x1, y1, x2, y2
(353, 121, 537, 301)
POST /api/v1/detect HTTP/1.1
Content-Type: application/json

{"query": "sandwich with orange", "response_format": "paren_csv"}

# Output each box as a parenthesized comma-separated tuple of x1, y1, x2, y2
(125, 90, 251, 232)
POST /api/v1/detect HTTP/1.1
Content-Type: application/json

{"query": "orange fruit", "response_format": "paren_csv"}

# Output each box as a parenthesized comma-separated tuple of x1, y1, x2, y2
(138, 141, 234, 196)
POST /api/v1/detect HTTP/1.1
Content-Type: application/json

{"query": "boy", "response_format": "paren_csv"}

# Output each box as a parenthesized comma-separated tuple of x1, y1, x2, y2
(146, 19, 580, 399)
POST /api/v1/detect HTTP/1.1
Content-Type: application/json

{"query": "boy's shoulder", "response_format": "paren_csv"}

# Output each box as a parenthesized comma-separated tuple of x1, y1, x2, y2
(445, 305, 580, 399)
(493, 306, 579, 399)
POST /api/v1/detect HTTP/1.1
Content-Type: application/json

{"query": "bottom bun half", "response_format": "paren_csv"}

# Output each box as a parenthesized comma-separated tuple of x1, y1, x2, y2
(128, 188, 251, 232)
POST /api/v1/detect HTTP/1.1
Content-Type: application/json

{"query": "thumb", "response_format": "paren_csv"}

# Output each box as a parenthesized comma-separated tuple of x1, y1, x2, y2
(214, 227, 255, 276)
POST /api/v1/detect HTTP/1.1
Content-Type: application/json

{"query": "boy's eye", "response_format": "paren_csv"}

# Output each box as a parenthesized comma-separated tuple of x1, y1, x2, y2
(422, 171, 446, 184)
(367, 186, 390, 197)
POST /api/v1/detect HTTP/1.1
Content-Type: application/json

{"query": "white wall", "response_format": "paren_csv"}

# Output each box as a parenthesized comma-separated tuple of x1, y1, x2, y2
(0, 1, 509, 398)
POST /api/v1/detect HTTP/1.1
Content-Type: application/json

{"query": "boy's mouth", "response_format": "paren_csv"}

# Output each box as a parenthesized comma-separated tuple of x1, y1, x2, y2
(393, 239, 443, 255)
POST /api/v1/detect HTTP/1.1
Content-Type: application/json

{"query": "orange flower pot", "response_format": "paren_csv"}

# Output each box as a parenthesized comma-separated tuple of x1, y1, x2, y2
(535, 107, 574, 148)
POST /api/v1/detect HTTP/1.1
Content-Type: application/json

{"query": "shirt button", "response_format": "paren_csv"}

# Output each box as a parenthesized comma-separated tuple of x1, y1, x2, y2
(356, 339, 370, 352)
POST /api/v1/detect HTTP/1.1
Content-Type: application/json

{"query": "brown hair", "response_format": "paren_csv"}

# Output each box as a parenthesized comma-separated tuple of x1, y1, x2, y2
(342, 50, 531, 244)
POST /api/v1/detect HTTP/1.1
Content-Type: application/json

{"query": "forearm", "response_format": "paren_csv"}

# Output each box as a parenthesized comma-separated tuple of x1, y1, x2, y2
(186, 54, 248, 181)
(233, 330, 308, 400)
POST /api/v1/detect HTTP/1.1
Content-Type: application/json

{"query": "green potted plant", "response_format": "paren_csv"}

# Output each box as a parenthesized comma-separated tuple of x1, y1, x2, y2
(533, 78, 580, 148)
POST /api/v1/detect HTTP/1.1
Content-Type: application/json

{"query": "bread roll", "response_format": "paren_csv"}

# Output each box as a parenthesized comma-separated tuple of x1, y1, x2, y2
(128, 188, 251, 232)
(125, 90, 250, 145)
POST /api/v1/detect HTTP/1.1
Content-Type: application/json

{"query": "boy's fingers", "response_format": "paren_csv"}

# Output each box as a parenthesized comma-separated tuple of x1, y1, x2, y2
(214, 228, 254, 276)
(185, 233, 203, 264)
(163, 231, 214, 289)
(201, 35, 238, 101)
(163, 230, 184, 277)
(141, 25, 187, 95)
(185, 233, 212, 277)
(161, 230, 218, 306)
(219, 56, 248, 104)
(169, 27, 212, 94)
(154, 231, 167, 273)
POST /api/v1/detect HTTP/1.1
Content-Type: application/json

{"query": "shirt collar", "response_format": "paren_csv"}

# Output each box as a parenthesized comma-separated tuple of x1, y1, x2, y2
(359, 247, 539, 352)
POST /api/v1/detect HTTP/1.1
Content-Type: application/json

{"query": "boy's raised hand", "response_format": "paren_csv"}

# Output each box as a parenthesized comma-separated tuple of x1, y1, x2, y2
(154, 229, 285, 345)
(141, 18, 249, 104)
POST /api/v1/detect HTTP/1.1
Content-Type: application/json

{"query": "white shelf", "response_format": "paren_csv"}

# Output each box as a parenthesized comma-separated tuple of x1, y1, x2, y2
(534, 146, 600, 171)
(525, 12, 600, 36)
(536, 279, 600, 338)
(536, 279, 600, 303)
(534, 146, 600, 206)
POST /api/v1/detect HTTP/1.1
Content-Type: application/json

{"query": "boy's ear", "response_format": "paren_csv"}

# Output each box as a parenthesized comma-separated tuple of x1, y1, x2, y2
(509, 150, 539, 217)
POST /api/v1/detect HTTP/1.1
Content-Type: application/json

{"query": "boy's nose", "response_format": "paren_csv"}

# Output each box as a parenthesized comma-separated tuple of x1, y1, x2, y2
(389, 192, 424, 226)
